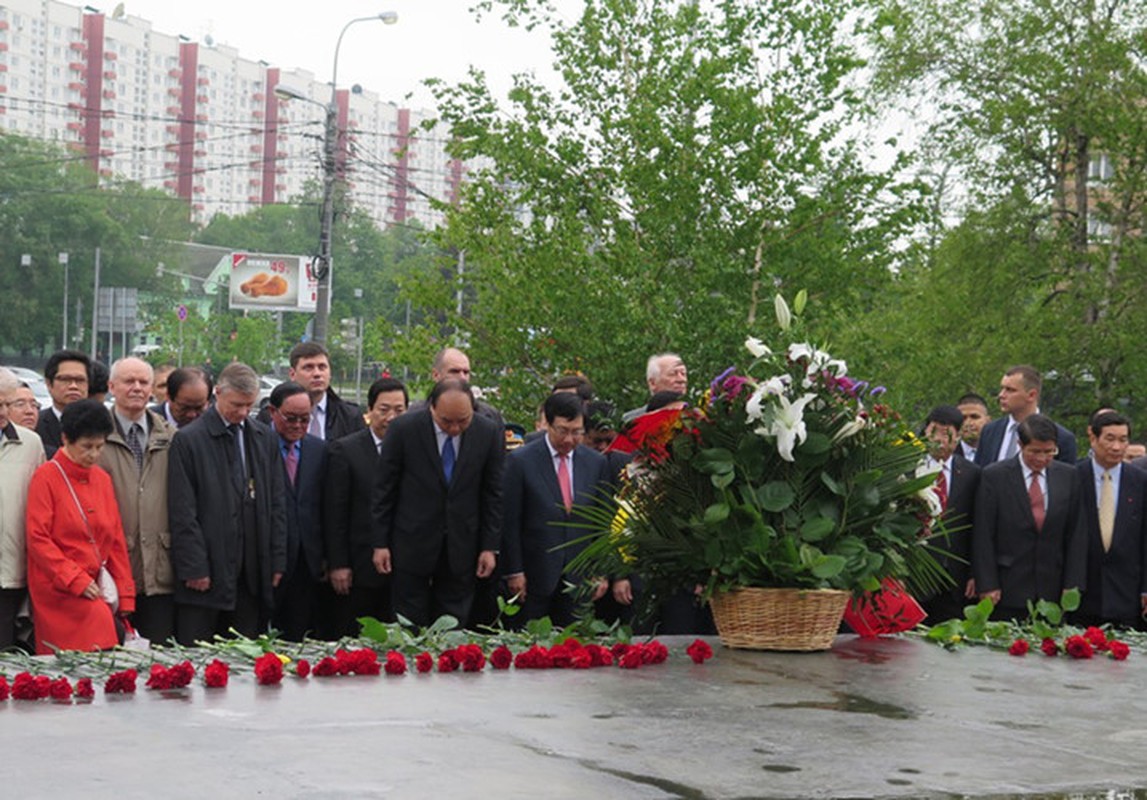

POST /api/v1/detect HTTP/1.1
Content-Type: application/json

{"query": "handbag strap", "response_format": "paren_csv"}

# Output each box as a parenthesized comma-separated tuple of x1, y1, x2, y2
(50, 459, 104, 565)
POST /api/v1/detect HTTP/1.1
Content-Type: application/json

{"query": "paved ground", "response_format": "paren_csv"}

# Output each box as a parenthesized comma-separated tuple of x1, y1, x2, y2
(4, 635, 1147, 799)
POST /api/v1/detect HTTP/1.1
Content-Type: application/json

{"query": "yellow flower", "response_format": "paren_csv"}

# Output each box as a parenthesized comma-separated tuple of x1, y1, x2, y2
(276, 653, 291, 666)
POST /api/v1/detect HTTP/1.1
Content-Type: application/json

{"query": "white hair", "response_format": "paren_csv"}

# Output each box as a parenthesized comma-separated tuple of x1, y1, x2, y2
(646, 353, 682, 383)
(109, 357, 155, 383)
(0, 367, 18, 394)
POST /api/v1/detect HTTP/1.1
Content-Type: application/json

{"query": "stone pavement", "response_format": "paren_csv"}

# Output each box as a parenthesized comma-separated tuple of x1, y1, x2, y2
(4, 635, 1147, 799)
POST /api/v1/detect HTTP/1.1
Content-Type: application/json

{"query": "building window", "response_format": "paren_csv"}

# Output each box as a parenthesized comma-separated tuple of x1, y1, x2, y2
(1088, 153, 1114, 183)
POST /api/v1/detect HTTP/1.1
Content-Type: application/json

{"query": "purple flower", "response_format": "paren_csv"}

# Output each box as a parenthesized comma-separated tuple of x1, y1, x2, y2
(869, 385, 887, 397)
(710, 367, 736, 395)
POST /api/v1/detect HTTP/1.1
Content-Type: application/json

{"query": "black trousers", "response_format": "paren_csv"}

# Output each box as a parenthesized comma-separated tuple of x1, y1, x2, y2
(0, 587, 27, 651)
(331, 580, 394, 638)
(132, 593, 176, 645)
(392, 549, 475, 629)
(175, 579, 263, 646)
(272, 568, 317, 642)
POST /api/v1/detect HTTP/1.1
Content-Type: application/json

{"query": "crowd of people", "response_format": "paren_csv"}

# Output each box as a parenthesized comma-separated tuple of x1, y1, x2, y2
(0, 346, 1142, 656)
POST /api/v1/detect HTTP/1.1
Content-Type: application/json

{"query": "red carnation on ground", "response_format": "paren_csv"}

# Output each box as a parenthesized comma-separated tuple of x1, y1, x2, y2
(105, 668, 138, 694)
(619, 649, 644, 669)
(437, 650, 459, 673)
(345, 648, 380, 676)
(1108, 640, 1131, 661)
(49, 677, 73, 701)
(12, 672, 42, 700)
(384, 651, 407, 675)
(458, 644, 486, 672)
(489, 645, 513, 670)
(514, 645, 553, 669)
(169, 661, 195, 688)
(295, 659, 311, 679)
(549, 643, 574, 669)
(642, 641, 669, 664)
(1007, 639, 1029, 657)
(332, 649, 355, 675)
(314, 656, 339, 677)
(1040, 638, 1059, 657)
(34, 675, 52, 697)
(1065, 635, 1093, 660)
(1083, 627, 1110, 651)
(254, 652, 285, 685)
(687, 639, 714, 664)
(570, 649, 593, 669)
(610, 642, 632, 661)
(204, 659, 230, 688)
(146, 663, 174, 690)
(415, 652, 434, 673)
(585, 644, 613, 667)
(74, 678, 94, 699)
(0, 675, 10, 701)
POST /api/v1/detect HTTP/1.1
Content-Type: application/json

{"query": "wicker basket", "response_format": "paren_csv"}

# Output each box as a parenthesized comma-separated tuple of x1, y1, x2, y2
(709, 587, 850, 651)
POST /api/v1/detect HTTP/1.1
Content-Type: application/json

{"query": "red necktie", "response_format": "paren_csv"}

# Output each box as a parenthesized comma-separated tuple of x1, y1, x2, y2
(558, 454, 573, 513)
(285, 445, 298, 486)
(934, 469, 948, 511)
(1029, 471, 1045, 532)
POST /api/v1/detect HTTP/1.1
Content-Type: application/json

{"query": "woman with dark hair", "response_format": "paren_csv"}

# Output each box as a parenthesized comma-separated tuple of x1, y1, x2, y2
(25, 399, 135, 653)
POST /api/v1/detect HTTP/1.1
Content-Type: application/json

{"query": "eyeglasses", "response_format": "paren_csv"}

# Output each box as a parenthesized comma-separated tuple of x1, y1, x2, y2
(279, 413, 312, 426)
(1023, 446, 1059, 458)
(550, 425, 585, 439)
(171, 400, 208, 414)
(52, 375, 88, 386)
(7, 399, 40, 410)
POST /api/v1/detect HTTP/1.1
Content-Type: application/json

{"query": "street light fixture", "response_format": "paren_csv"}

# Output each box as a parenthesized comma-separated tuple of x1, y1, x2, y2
(277, 10, 398, 345)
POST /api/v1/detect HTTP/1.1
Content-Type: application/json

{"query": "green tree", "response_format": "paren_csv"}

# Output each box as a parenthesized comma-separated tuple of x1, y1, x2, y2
(413, 0, 924, 422)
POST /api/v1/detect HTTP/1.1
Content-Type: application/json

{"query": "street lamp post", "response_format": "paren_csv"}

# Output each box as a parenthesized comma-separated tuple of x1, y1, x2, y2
(277, 11, 397, 346)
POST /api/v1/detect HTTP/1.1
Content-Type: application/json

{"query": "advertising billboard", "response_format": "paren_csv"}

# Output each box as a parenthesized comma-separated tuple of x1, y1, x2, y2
(227, 252, 318, 313)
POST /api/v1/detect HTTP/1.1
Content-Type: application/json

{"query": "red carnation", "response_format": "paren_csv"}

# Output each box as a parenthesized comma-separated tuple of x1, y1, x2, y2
(347, 648, 380, 676)
(513, 645, 553, 669)
(610, 642, 632, 660)
(384, 651, 407, 675)
(34, 675, 52, 697)
(489, 645, 513, 670)
(204, 659, 230, 688)
(169, 661, 195, 688)
(1007, 639, 1029, 657)
(1065, 635, 1094, 660)
(254, 652, 285, 685)
(686, 639, 714, 664)
(549, 644, 573, 669)
(49, 677, 73, 701)
(1083, 626, 1110, 651)
(1040, 638, 1059, 657)
(74, 678, 94, 699)
(146, 664, 173, 690)
(105, 668, 138, 694)
(642, 640, 669, 664)
(619, 649, 644, 669)
(12, 672, 40, 700)
(437, 651, 459, 673)
(295, 659, 311, 678)
(314, 656, 339, 677)
(585, 644, 613, 667)
(1108, 640, 1131, 661)
(332, 649, 355, 675)
(415, 652, 434, 673)
(458, 644, 486, 672)
(570, 650, 593, 669)
(0, 675, 10, 701)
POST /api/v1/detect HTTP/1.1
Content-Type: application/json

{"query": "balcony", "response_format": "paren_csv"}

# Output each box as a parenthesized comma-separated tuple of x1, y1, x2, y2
(197, 76, 209, 86)
(69, 61, 84, 71)
(102, 70, 116, 80)
(66, 121, 83, 131)
(68, 81, 84, 91)
(101, 89, 115, 99)
(168, 68, 181, 79)
(168, 87, 181, 97)
(163, 180, 177, 189)
(195, 130, 207, 140)
(195, 94, 208, 103)
(100, 129, 113, 138)
(69, 41, 85, 52)
(166, 105, 181, 116)
(104, 51, 117, 61)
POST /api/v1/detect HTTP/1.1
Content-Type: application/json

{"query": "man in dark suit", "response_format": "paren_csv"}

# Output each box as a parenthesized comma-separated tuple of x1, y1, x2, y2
(975, 365, 1076, 467)
(36, 349, 90, 458)
(502, 392, 611, 625)
(1073, 410, 1147, 628)
(956, 393, 991, 463)
(275, 342, 364, 442)
(267, 381, 326, 641)
(150, 367, 211, 429)
(918, 405, 981, 622)
(973, 414, 1086, 620)
(371, 379, 504, 627)
(168, 362, 287, 645)
(325, 377, 408, 635)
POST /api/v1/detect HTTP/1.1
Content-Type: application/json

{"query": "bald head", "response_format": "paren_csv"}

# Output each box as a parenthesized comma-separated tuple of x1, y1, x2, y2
(431, 348, 472, 382)
(109, 357, 155, 419)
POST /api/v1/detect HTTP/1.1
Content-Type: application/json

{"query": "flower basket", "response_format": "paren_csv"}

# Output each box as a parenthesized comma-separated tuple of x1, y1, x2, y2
(709, 587, 850, 651)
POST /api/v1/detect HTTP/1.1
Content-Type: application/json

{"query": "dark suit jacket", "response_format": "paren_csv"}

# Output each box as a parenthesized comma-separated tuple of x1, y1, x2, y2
(929, 455, 981, 590)
(501, 439, 610, 597)
(1075, 461, 1147, 624)
(278, 434, 326, 582)
(167, 406, 288, 610)
(372, 409, 505, 578)
(324, 428, 382, 587)
(975, 416, 1077, 467)
(255, 388, 364, 441)
(35, 407, 62, 459)
(972, 457, 1086, 612)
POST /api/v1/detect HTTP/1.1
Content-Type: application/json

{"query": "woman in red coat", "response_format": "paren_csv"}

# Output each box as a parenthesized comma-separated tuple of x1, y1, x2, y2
(25, 399, 135, 654)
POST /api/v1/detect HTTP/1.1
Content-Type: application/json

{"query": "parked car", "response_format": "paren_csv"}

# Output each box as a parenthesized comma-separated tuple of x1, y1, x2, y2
(258, 375, 282, 410)
(2, 365, 51, 407)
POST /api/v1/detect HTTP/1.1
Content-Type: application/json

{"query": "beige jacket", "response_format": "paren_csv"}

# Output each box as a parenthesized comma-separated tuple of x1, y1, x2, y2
(0, 423, 44, 588)
(98, 409, 175, 596)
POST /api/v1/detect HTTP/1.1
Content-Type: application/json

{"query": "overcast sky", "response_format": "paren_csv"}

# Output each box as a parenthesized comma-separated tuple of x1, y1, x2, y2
(115, 0, 577, 108)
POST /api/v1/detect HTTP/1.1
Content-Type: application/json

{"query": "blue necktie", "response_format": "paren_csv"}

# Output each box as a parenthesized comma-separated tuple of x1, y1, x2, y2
(442, 437, 455, 483)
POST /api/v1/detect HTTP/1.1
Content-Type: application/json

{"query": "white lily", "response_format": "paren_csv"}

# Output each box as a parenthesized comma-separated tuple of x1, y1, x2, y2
(917, 484, 943, 520)
(764, 392, 818, 462)
(745, 385, 769, 421)
(761, 374, 790, 396)
(832, 415, 866, 443)
(774, 294, 792, 331)
(745, 336, 771, 358)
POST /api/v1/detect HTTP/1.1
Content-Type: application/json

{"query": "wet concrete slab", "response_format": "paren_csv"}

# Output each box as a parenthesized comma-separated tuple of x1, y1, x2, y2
(3, 635, 1147, 799)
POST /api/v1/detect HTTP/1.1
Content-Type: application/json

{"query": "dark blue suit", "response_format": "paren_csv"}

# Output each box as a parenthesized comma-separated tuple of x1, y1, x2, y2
(501, 438, 610, 625)
(975, 416, 1078, 467)
(1074, 461, 1147, 627)
(272, 433, 326, 640)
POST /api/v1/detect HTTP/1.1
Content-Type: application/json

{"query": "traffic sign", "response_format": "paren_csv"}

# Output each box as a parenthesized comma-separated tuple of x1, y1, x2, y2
(177, 304, 188, 322)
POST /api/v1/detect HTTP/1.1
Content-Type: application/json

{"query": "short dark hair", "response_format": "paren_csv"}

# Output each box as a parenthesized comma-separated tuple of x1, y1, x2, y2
(1017, 413, 1057, 446)
(925, 404, 964, 431)
(552, 374, 594, 401)
(1005, 365, 1042, 394)
(1090, 410, 1130, 438)
(428, 378, 476, 410)
(957, 393, 989, 410)
(60, 398, 114, 442)
(585, 400, 616, 433)
(269, 381, 308, 409)
(368, 377, 408, 409)
(543, 391, 584, 425)
(88, 360, 109, 396)
(647, 391, 684, 412)
(289, 341, 329, 368)
(167, 367, 212, 402)
(44, 349, 91, 383)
